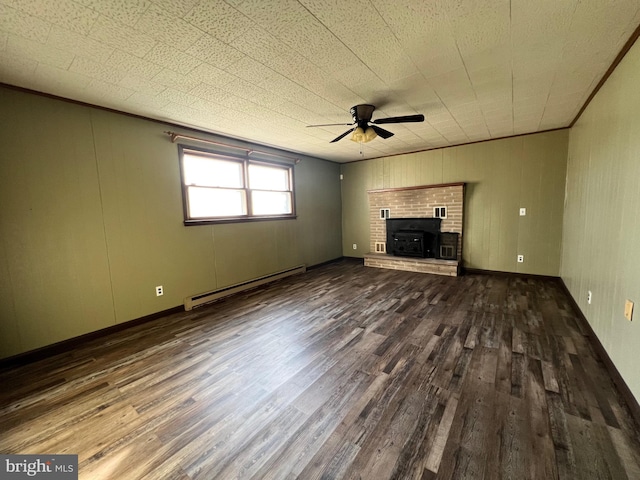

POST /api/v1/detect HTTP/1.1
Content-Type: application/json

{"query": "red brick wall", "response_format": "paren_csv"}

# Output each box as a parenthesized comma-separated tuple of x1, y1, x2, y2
(368, 184, 464, 258)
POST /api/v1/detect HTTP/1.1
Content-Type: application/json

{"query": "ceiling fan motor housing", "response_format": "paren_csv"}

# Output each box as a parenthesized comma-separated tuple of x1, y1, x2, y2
(351, 104, 376, 124)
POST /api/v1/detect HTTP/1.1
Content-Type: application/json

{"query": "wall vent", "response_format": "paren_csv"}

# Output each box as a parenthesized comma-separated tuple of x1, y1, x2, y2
(184, 265, 306, 311)
(433, 206, 447, 219)
(440, 245, 455, 259)
(374, 241, 386, 253)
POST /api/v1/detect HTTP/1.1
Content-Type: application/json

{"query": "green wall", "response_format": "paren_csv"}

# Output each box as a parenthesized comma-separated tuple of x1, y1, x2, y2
(0, 87, 342, 359)
(341, 130, 569, 275)
(561, 38, 640, 401)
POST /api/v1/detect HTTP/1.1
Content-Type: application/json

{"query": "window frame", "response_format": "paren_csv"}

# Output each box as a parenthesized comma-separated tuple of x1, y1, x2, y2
(179, 144, 296, 225)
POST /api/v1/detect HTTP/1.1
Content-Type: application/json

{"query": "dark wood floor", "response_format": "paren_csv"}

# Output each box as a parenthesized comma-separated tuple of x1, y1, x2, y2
(2, 259, 640, 479)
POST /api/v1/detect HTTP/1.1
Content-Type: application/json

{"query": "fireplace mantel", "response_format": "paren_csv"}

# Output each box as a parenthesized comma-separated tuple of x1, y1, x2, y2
(367, 181, 465, 194)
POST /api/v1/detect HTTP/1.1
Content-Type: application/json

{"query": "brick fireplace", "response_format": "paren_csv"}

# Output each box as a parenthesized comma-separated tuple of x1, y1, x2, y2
(364, 182, 464, 276)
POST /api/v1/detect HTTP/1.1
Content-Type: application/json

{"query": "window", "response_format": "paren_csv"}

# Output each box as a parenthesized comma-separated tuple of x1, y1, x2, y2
(179, 146, 295, 224)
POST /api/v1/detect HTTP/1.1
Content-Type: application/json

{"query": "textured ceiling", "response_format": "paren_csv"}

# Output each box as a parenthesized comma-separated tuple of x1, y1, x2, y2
(1, 0, 639, 163)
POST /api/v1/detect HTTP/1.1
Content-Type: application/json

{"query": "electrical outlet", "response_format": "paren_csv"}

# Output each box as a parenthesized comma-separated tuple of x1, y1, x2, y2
(625, 300, 634, 321)
(519, 208, 526, 216)
(156, 285, 163, 296)
(587, 290, 592, 305)
(352, 243, 357, 250)
(517, 254, 524, 263)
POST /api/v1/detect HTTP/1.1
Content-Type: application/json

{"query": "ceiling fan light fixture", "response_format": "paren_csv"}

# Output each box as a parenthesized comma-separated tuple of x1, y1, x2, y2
(350, 126, 377, 143)
(350, 126, 365, 142)
(364, 126, 377, 142)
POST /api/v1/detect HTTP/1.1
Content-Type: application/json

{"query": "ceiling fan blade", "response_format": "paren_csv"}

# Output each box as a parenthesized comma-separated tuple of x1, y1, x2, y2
(370, 125, 394, 139)
(330, 128, 354, 143)
(372, 114, 425, 125)
(306, 123, 353, 127)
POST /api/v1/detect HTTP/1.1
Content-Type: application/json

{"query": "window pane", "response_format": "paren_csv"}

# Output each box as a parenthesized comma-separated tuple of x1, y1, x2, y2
(183, 153, 243, 188)
(251, 190, 292, 215)
(248, 163, 289, 191)
(187, 186, 246, 217)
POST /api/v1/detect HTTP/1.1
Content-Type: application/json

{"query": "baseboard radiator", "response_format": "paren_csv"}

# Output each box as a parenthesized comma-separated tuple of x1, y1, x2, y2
(184, 264, 307, 311)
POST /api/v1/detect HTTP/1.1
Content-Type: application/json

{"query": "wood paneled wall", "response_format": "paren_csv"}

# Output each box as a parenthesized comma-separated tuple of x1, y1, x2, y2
(0, 87, 343, 359)
(341, 130, 569, 276)
(562, 37, 640, 403)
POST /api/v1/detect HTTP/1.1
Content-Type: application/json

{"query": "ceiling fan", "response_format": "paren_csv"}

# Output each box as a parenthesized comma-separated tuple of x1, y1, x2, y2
(307, 104, 425, 143)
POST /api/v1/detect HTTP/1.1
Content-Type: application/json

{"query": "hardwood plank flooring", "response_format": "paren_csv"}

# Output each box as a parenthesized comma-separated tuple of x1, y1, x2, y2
(1, 259, 640, 479)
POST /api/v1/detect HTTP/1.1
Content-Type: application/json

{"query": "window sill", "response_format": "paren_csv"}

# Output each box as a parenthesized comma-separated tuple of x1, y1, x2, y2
(184, 215, 297, 226)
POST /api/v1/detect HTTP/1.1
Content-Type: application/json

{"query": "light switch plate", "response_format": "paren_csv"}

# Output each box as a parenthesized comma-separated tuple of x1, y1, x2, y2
(519, 208, 526, 216)
(625, 300, 634, 321)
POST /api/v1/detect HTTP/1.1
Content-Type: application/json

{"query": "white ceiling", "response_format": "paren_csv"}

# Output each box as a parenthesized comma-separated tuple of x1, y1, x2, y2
(1, 0, 639, 163)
